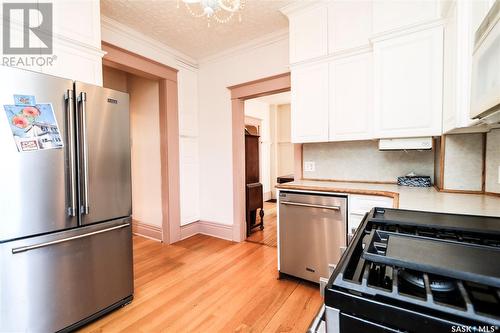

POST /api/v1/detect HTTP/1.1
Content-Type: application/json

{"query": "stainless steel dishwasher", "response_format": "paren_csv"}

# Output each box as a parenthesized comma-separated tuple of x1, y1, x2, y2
(279, 191, 347, 283)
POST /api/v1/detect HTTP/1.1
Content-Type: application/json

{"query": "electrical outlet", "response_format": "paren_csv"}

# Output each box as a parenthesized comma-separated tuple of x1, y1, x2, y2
(304, 161, 315, 172)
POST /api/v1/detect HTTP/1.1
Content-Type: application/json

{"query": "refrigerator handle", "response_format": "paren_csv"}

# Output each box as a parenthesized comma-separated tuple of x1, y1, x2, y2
(77, 92, 90, 215)
(65, 90, 77, 217)
(11, 223, 130, 254)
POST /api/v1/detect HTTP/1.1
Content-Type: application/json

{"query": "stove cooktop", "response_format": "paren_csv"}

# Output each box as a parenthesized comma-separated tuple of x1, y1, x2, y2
(325, 208, 500, 332)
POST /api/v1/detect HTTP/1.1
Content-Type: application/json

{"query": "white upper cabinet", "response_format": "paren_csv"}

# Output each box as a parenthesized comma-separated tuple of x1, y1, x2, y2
(39, 0, 104, 85)
(443, 1, 491, 133)
(52, 0, 102, 48)
(291, 62, 329, 143)
(373, 26, 444, 138)
(372, 0, 441, 35)
(328, 1, 372, 53)
(288, 4, 328, 64)
(329, 52, 373, 141)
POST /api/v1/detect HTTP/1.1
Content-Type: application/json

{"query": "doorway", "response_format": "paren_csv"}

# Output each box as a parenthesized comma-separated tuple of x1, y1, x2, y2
(103, 66, 163, 241)
(243, 92, 293, 247)
(228, 72, 300, 243)
(101, 42, 181, 244)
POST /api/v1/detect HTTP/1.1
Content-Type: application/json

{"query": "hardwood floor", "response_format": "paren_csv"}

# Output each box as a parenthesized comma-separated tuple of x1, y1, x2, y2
(79, 234, 322, 333)
(246, 201, 277, 248)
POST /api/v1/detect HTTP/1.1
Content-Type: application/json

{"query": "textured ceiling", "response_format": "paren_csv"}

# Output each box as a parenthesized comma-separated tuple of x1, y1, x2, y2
(101, 0, 291, 60)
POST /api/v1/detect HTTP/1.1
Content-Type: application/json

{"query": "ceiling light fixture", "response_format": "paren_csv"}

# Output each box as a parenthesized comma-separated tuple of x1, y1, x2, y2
(178, 0, 246, 26)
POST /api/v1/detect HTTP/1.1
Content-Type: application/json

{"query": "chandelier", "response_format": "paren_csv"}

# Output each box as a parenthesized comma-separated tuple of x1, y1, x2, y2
(180, 0, 246, 26)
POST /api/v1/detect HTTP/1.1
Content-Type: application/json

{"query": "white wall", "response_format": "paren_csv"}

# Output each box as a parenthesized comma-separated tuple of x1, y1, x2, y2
(244, 99, 272, 197)
(128, 75, 163, 228)
(198, 38, 289, 226)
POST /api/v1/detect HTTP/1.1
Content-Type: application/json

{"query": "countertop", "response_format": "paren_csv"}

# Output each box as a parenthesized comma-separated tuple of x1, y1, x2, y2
(276, 180, 500, 217)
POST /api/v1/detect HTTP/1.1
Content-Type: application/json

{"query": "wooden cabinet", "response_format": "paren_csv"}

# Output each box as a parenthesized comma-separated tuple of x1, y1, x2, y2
(288, 4, 328, 64)
(291, 62, 329, 143)
(328, 1, 372, 54)
(373, 26, 444, 138)
(329, 52, 373, 141)
(372, 0, 440, 35)
(245, 134, 264, 235)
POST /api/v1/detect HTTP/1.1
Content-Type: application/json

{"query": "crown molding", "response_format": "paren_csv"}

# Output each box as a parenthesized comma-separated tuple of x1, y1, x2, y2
(370, 18, 445, 43)
(280, 0, 329, 17)
(100, 15, 198, 70)
(198, 28, 289, 65)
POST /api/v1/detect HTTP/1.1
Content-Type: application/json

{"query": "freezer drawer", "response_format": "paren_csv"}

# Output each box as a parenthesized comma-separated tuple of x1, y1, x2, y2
(0, 218, 134, 332)
(279, 191, 347, 283)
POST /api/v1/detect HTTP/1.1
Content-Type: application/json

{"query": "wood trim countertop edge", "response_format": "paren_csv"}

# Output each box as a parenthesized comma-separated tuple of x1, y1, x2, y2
(276, 183, 401, 208)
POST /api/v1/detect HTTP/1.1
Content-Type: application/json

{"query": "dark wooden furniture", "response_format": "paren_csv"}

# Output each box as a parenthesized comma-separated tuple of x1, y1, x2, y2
(277, 174, 294, 184)
(245, 132, 264, 236)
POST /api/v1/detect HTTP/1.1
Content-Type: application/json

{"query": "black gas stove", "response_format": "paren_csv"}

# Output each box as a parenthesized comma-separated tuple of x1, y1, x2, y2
(324, 207, 500, 333)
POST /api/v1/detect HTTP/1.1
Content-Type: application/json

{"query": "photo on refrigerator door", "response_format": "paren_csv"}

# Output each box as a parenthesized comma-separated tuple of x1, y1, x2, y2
(3, 103, 64, 152)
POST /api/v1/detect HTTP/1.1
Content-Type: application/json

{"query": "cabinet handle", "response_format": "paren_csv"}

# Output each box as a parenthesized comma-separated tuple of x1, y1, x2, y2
(281, 201, 341, 210)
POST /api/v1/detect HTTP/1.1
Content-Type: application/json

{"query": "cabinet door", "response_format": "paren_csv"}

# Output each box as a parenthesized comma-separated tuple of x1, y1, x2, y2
(372, 0, 440, 35)
(329, 52, 373, 141)
(178, 68, 199, 137)
(291, 62, 329, 143)
(289, 5, 328, 64)
(179, 137, 200, 226)
(328, 1, 372, 53)
(373, 26, 443, 138)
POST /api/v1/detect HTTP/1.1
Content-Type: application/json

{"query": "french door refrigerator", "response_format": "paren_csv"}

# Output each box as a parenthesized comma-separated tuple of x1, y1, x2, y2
(0, 65, 133, 332)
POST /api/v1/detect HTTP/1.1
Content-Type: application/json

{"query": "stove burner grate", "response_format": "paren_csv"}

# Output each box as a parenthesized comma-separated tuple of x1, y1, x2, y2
(399, 269, 456, 292)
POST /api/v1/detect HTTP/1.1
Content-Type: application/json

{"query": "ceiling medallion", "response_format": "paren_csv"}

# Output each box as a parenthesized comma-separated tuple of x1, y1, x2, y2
(178, 0, 246, 26)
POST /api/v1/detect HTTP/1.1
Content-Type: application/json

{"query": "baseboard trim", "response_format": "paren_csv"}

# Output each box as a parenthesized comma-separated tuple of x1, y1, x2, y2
(132, 220, 162, 242)
(180, 220, 234, 242)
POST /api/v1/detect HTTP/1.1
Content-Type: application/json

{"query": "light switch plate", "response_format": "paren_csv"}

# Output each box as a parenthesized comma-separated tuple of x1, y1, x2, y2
(304, 161, 315, 172)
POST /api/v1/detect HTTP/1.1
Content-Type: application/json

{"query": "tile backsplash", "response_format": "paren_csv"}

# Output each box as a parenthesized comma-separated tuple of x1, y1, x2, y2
(486, 129, 500, 194)
(303, 140, 434, 183)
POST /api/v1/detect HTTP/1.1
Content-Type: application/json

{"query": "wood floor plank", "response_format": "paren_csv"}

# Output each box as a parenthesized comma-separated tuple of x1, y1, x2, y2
(78, 234, 322, 333)
(246, 202, 277, 248)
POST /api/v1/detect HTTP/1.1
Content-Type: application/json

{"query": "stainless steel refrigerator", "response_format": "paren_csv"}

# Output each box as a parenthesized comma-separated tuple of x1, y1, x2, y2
(0, 65, 134, 332)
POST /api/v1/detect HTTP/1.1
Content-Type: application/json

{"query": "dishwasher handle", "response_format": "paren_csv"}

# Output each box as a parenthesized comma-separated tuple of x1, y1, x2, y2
(281, 201, 341, 211)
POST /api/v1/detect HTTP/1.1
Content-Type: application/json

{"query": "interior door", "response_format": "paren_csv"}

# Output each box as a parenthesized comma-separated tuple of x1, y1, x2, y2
(75, 82, 131, 225)
(0, 66, 77, 241)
